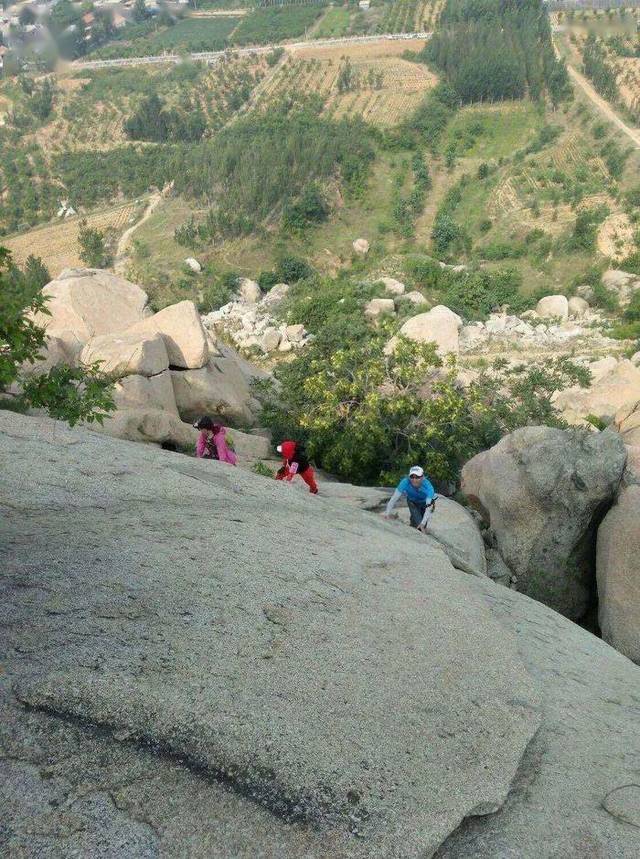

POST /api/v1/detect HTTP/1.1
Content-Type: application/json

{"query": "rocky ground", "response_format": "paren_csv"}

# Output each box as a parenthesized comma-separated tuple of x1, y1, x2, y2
(2, 411, 640, 857)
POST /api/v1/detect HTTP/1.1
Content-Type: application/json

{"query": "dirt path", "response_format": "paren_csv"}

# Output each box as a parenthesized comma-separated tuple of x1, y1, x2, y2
(566, 64, 640, 149)
(114, 192, 162, 275)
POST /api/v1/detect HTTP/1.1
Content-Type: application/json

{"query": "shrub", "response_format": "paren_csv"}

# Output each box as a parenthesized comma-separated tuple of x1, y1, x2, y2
(198, 271, 238, 313)
(275, 255, 313, 284)
(479, 219, 492, 233)
(480, 240, 526, 261)
(78, 220, 112, 268)
(282, 183, 329, 232)
(618, 251, 640, 275)
(477, 162, 490, 180)
(442, 268, 527, 319)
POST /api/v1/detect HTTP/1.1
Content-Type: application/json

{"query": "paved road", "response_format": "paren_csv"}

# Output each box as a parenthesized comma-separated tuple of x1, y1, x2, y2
(72, 31, 431, 70)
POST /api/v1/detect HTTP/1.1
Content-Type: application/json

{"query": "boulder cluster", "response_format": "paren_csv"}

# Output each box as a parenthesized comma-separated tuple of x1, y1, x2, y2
(26, 268, 268, 458)
(462, 424, 640, 666)
(202, 279, 311, 355)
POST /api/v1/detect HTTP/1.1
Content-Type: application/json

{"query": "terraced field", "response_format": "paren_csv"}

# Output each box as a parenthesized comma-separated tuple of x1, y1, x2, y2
(3, 201, 143, 275)
(253, 38, 434, 126)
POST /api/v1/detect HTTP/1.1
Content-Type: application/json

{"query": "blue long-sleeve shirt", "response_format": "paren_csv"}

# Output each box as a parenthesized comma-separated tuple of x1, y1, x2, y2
(385, 474, 434, 513)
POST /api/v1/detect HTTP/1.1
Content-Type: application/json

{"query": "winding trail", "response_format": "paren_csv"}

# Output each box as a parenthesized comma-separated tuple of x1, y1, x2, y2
(114, 192, 162, 276)
(565, 63, 640, 149)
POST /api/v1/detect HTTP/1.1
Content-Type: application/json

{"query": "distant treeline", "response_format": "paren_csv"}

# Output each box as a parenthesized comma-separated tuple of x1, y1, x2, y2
(52, 102, 374, 236)
(423, 0, 571, 105)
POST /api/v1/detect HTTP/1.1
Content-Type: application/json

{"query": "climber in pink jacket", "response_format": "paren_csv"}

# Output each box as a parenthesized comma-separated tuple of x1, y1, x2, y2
(193, 416, 237, 465)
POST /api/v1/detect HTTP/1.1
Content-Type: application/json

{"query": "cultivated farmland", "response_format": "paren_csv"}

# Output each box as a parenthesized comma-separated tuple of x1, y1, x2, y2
(253, 38, 434, 126)
(3, 201, 143, 275)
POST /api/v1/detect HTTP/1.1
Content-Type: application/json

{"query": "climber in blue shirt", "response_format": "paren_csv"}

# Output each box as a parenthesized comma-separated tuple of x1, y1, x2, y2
(383, 465, 436, 531)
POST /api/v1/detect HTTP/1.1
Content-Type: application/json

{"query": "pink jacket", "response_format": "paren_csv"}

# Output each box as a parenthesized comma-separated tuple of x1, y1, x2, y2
(196, 427, 237, 465)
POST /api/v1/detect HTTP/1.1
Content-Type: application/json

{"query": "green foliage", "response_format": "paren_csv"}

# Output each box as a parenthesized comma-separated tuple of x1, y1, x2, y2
(0, 247, 115, 426)
(618, 251, 640, 276)
(173, 104, 374, 239)
(623, 290, 640, 322)
(275, 255, 313, 284)
(252, 460, 275, 478)
(424, 0, 570, 105)
(282, 183, 329, 232)
(266, 47, 285, 67)
(256, 324, 590, 485)
(78, 220, 112, 268)
(124, 94, 207, 144)
(564, 205, 609, 252)
(231, 6, 324, 46)
(480, 240, 526, 260)
(199, 271, 238, 313)
(582, 34, 619, 102)
(441, 267, 528, 319)
(400, 83, 459, 152)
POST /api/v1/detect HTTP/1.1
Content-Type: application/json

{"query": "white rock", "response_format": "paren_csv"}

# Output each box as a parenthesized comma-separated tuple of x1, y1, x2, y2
(459, 326, 487, 351)
(32, 269, 149, 357)
(128, 301, 209, 370)
(631, 351, 640, 367)
(397, 305, 462, 356)
(401, 291, 428, 307)
(536, 295, 569, 320)
(352, 238, 370, 255)
(365, 298, 396, 320)
(379, 277, 405, 296)
(170, 355, 254, 424)
(260, 283, 289, 307)
(261, 328, 281, 353)
(588, 357, 619, 383)
(237, 278, 262, 305)
(278, 339, 293, 353)
(485, 315, 508, 334)
(285, 324, 306, 343)
(184, 258, 202, 273)
(568, 296, 589, 318)
(80, 331, 169, 378)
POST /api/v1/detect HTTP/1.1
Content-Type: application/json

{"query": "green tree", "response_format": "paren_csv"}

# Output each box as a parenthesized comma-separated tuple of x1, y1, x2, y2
(255, 330, 590, 485)
(132, 0, 149, 23)
(78, 220, 111, 268)
(19, 6, 36, 26)
(0, 248, 114, 426)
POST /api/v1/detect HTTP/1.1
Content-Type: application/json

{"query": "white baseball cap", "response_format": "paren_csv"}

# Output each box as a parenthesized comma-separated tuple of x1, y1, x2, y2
(276, 444, 282, 453)
(409, 466, 424, 477)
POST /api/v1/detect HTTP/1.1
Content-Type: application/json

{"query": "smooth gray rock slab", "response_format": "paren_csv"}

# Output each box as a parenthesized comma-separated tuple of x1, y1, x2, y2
(1, 412, 540, 858)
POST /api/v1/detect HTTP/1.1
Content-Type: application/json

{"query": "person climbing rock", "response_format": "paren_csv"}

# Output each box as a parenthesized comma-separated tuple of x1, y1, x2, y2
(275, 440, 318, 494)
(383, 465, 436, 531)
(194, 416, 237, 466)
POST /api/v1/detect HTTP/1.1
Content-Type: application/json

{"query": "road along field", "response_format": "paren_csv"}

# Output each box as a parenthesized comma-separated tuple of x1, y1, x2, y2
(252, 37, 434, 126)
(3, 201, 143, 276)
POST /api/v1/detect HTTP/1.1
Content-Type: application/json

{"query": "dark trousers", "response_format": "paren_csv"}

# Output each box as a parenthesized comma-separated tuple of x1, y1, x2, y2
(407, 499, 426, 528)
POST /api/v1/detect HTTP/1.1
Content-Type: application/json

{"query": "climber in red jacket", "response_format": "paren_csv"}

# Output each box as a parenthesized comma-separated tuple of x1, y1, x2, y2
(275, 440, 318, 494)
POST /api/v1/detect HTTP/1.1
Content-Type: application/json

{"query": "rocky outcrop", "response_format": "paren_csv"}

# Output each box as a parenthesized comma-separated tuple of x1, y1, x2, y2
(613, 399, 640, 446)
(32, 268, 150, 357)
(597, 484, 640, 663)
(237, 278, 262, 305)
(553, 359, 640, 426)
(128, 300, 209, 370)
(203, 289, 311, 355)
(80, 331, 169, 378)
(29, 269, 257, 446)
(461, 426, 627, 620)
(2, 411, 640, 859)
(379, 276, 405, 296)
(352, 238, 369, 255)
(170, 355, 255, 425)
(602, 268, 640, 307)
(365, 297, 395, 321)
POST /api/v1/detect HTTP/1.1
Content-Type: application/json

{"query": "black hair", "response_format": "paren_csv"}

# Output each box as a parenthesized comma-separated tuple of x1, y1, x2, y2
(194, 416, 214, 431)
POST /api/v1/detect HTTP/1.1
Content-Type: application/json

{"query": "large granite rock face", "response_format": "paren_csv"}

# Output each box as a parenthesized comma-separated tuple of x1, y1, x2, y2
(80, 330, 169, 378)
(597, 484, 640, 664)
(33, 268, 149, 355)
(128, 300, 209, 370)
(2, 412, 640, 858)
(1, 412, 539, 858)
(613, 399, 640, 446)
(553, 359, 640, 426)
(171, 355, 255, 425)
(461, 426, 627, 620)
